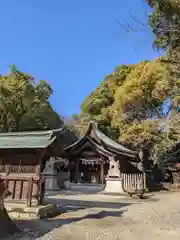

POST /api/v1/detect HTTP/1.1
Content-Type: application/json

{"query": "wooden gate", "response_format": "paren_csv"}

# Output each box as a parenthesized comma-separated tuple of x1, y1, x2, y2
(121, 173, 146, 192)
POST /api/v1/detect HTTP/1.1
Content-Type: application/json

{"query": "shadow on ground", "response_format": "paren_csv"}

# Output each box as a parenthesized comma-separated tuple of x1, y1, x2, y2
(15, 209, 127, 238)
(14, 197, 131, 238)
(11, 184, 159, 238)
(45, 197, 134, 210)
(45, 184, 106, 196)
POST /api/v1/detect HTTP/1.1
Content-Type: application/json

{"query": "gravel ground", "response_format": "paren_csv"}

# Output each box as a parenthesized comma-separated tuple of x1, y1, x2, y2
(4, 190, 180, 240)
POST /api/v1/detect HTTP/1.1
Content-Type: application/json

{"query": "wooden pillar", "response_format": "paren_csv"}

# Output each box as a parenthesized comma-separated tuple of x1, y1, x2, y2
(27, 178, 33, 207)
(5, 165, 10, 176)
(143, 172, 147, 190)
(119, 160, 122, 177)
(36, 149, 45, 206)
(75, 159, 80, 183)
(100, 159, 104, 184)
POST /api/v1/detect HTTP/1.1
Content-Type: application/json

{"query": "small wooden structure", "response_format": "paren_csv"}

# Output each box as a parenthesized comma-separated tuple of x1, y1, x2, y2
(0, 129, 71, 207)
(61, 121, 146, 193)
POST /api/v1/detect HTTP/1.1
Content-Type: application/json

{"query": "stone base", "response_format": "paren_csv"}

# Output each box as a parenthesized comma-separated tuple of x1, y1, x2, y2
(45, 177, 60, 191)
(64, 180, 71, 190)
(5, 203, 58, 220)
(104, 177, 124, 193)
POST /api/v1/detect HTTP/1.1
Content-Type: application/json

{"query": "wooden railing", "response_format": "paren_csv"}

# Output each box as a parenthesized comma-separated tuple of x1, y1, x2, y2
(121, 173, 146, 192)
(0, 165, 36, 174)
(10, 165, 36, 173)
(0, 165, 5, 173)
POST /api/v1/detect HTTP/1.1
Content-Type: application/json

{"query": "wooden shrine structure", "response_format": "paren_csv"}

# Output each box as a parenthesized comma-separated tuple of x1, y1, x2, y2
(60, 121, 146, 193)
(0, 121, 147, 202)
(0, 128, 75, 207)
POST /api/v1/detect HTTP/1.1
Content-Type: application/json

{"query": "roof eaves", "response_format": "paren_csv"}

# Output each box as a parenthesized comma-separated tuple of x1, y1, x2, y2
(48, 128, 63, 140)
(0, 128, 64, 149)
(0, 128, 63, 138)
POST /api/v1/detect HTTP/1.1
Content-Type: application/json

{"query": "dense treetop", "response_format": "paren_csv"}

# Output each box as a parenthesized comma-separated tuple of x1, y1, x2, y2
(73, 59, 169, 147)
(0, 65, 70, 134)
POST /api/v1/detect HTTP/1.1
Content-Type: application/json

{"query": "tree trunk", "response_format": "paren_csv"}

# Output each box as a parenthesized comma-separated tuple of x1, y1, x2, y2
(0, 179, 20, 238)
(0, 208, 20, 238)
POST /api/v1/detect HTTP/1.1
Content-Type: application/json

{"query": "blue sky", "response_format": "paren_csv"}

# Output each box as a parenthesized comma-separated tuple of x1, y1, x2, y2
(0, 0, 160, 117)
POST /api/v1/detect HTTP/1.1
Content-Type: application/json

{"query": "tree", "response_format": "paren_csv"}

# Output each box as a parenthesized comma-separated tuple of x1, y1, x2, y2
(0, 66, 78, 237)
(0, 65, 64, 132)
(145, 0, 180, 164)
(147, 0, 180, 110)
(72, 1, 180, 166)
(72, 60, 169, 151)
(78, 65, 134, 138)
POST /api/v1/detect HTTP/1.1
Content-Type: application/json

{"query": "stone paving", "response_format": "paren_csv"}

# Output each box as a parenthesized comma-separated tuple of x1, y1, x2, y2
(4, 185, 180, 240)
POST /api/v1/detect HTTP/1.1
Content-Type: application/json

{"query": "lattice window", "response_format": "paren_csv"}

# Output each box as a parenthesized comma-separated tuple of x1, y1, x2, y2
(18, 165, 36, 173)
(10, 165, 19, 173)
(9, 165, 36, 173)
(8, 154, 38, 174)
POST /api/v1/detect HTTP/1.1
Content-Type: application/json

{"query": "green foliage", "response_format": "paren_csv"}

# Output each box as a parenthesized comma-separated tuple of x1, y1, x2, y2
(72, 60, 170, 150)
(114, 60, 170, 120)
(0, 65, 63, 132)
(71, 0, 180, 166)
(71, 113, 93, 135)
(81, 79, 113, 116)
(148, 0, 180, 97)
(146, 0, 180, 164)
(81, 65, 133, 116)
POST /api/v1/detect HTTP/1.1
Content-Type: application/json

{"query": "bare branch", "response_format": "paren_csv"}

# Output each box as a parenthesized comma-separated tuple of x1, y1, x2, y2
(124, 20, 134, 31)
(128, 12, 147, 27)
(116, 20, 130, 32)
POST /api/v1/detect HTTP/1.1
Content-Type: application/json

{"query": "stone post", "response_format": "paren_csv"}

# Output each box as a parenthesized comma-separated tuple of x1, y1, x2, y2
(43, 157, 60, 191)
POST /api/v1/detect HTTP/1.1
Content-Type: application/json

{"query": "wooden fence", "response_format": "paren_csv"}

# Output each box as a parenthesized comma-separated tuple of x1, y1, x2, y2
(121, 173, 146, 192)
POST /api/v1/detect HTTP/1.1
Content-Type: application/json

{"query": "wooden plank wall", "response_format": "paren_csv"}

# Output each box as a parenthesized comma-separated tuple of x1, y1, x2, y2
(3, 176, 39, 207)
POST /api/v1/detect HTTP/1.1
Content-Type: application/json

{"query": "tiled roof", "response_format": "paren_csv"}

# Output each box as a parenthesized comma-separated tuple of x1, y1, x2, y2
(0, 129, 63, 149)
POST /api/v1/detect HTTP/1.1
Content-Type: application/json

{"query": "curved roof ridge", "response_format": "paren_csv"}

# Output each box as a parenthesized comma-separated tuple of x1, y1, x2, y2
(90, 121, 137, 155)
(62, 121, 137, 158)
(62, 121, 93, 151)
